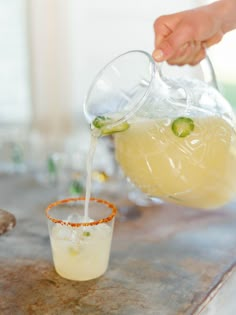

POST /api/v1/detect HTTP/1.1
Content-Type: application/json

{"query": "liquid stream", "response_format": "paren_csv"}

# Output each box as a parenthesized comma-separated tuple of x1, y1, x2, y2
(83, 131, 98, 221)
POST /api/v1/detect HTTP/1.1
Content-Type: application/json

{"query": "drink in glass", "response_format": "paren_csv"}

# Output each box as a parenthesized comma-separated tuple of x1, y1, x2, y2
(46, 197, 117, 281)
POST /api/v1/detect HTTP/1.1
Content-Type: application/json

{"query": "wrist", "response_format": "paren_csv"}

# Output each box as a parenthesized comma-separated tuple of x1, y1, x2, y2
(212, 0, 236, 33)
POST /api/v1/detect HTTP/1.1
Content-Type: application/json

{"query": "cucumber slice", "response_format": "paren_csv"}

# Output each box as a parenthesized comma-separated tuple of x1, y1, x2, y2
(92, 116, 130, 136)
(171, 117, 194, 137)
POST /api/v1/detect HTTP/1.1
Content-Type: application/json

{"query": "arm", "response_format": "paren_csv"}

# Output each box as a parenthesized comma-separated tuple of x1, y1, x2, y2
(152, 0, 236, 65)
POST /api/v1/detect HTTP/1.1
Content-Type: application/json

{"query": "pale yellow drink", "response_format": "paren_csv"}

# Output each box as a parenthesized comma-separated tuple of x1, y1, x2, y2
(50, 221, 113, 281)
(115, 116, 236, 209)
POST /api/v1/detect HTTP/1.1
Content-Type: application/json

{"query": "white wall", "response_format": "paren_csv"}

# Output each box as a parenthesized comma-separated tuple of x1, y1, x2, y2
(0, 0, 31, 125)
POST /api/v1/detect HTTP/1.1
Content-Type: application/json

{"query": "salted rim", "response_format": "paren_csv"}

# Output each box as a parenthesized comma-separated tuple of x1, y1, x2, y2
(45, 197, 117, 227)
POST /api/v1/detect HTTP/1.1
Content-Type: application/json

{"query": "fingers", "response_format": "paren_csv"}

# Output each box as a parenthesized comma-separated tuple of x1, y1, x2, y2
(202, 31, 223, 48)
(167, 41, 206, 66)
(188, 48, 206, 66)
(167, 41, 198, 65)
(152, 17, 175, 61)
(153, 40, 207, 66)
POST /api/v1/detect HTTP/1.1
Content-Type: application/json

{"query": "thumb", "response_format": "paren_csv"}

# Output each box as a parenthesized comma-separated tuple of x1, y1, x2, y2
(154, 22, 172, 47)
(153, 25, 193, 62)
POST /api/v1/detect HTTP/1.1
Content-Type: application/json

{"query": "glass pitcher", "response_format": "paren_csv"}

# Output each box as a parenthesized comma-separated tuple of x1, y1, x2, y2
(84, 50, 236, 209)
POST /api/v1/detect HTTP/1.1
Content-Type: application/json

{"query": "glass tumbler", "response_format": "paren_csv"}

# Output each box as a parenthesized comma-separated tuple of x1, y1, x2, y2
(46, 197, 117, 281)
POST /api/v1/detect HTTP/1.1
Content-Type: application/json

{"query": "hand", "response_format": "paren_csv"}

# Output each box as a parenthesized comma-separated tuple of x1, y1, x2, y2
(152, 1, 231, 66)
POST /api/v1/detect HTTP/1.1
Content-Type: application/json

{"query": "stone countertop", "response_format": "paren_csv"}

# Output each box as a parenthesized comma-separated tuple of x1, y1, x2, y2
(0, 174, 236, 315)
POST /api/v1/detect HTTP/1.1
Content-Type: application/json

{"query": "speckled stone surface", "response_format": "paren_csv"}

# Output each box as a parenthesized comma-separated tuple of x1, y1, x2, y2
(1, 175, 236, 315)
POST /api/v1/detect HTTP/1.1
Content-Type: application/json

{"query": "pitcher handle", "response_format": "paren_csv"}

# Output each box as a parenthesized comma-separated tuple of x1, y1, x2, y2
(200, 54, 219, 90)
(156, 52, 218, 89)
(155, 53, 219, 110)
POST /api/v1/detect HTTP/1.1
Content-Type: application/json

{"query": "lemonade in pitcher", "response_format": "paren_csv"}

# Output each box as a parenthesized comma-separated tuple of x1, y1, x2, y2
(84, 50, 236, 209)
(114, 115, 236, 208)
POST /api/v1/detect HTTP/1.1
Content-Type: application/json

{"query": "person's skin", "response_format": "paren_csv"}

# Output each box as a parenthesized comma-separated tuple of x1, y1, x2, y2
(152, 0, 236, 66)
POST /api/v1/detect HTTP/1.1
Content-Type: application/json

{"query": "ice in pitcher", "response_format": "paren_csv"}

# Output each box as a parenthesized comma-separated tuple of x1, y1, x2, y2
(50, 215, 113, 281)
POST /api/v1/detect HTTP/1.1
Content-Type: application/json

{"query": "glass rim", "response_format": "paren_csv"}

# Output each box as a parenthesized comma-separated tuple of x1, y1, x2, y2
(45, 197, 117, 227)
(83, 49, 156, 127)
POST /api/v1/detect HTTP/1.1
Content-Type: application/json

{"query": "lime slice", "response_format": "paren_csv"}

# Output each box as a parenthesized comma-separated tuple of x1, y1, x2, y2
(171, 117, 194, 137)
(100, 121, 130, 135)
(68, 247, 79, 256)
(92, 116, 130, 136)
(83, 231, 91, 237)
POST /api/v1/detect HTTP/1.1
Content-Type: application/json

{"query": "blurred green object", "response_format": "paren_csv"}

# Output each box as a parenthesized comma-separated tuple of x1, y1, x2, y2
(221, 82, 236, 109)
(69, 179, 84, 195)
(47, 156, 57, 175)
(11, 144, 24, 164)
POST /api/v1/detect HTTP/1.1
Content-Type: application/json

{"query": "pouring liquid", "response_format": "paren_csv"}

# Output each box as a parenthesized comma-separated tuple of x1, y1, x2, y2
(84, 131, 98, 221)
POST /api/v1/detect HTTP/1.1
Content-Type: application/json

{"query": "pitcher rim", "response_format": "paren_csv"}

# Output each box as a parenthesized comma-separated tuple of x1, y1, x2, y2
(83, 50, 157, 128)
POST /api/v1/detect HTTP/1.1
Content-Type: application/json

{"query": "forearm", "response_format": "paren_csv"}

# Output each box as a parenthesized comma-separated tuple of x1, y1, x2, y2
(210, 0, 236, 33)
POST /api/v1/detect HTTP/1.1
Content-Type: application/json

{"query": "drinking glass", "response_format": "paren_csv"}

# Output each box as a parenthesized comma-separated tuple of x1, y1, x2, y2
(45, 197, 117, 281)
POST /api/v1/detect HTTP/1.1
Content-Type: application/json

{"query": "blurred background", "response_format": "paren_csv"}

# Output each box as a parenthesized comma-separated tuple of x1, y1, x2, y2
(0, 0, 236, 201)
